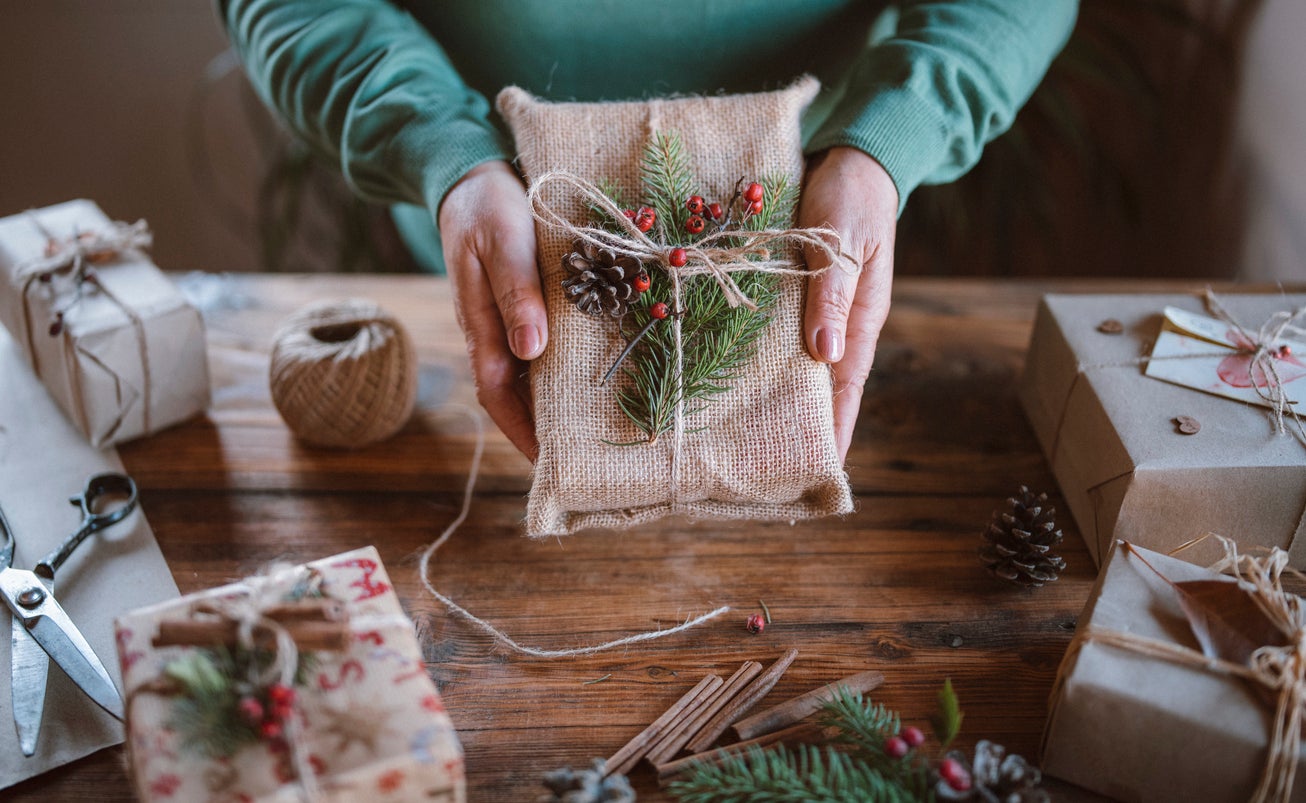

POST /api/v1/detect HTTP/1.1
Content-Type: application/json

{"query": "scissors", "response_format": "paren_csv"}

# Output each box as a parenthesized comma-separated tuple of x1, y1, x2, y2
(1, 473, 137, 756)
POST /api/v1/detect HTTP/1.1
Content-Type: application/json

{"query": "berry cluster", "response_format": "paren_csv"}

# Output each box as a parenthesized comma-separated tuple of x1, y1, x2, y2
(681, 181, 765, 237)
(237, 682, 297, 741)
(881, 724, 973, 794)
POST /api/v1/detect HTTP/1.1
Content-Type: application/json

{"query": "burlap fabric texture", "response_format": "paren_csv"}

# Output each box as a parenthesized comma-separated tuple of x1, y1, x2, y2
(497, 77, 853, 537)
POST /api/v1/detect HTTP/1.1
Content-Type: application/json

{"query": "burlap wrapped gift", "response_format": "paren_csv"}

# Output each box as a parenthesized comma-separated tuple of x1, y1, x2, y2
(1019, 293, 1306, 568)
(116, 546, 465, 802)
(0, 199, 209, 446)
(1043, 540, 1306, 802)
(497, 78, 853, 537)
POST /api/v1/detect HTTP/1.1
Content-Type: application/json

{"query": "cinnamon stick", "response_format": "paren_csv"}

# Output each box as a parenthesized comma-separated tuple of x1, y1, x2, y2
(604, 674, 723, 777)
(153, 619, 350, 652)
(655, 722, 824, 786)
(730, 669, 885, 741)
(684, 648, 798, 753)
(644, 661, 762, 765)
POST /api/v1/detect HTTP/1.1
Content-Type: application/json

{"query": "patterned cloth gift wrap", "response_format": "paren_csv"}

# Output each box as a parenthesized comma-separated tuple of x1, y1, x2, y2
(115, 546, 465, 802)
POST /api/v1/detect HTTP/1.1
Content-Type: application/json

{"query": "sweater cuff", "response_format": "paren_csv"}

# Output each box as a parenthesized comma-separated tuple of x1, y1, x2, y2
(388, 117, 511, 217)
(806, 84, 949, 216)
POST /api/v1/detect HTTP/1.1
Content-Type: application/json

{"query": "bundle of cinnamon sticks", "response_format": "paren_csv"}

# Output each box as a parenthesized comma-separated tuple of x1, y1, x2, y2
(601, 649, 885, 785)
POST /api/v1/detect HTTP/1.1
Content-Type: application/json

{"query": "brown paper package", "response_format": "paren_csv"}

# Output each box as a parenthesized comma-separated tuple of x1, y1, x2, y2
(497, 78, 853, 537)
(1042, 540, 1306, 802)
(0, 199, 210, 447)
(1018, 293, 1306, 568)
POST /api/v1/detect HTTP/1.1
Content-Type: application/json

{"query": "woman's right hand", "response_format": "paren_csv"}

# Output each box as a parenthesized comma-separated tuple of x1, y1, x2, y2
(438, 160, 547, 460)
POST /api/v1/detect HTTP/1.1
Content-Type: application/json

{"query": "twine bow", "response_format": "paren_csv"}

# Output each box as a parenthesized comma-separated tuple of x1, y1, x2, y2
(526, 170, 855, 503)
(1070, 538, 1306, 803)
(525, 171, 852, 312)
(1203, 291, 1306, 441)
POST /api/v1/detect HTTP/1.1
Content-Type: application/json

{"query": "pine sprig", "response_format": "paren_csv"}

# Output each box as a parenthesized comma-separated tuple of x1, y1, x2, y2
(931, 679, 963, 750)
(670, 745, 920, 803)
(607, 133, 787, 442)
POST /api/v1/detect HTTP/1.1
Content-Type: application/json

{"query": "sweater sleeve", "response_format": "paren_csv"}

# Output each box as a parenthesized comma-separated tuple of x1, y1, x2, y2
(807, 0, 1078, 210)
(218, 0, 509, 214)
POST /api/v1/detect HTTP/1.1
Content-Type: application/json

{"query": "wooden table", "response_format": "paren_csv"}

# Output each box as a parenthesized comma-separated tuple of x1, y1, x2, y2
(10, 274, 1216, 802)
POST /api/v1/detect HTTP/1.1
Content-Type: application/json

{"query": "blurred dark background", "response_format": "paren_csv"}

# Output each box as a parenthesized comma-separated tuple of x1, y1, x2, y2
(0, 0, 1301, 283)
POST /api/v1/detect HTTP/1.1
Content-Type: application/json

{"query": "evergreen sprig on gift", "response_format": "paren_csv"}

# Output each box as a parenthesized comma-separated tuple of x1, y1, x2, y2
(583, 130, 796, 443)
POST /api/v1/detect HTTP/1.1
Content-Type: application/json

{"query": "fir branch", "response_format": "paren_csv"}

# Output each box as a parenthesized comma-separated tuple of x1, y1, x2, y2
(640, 131, 695, 244)
(818, 687, 901, 760)
(668, 745, 920, 803)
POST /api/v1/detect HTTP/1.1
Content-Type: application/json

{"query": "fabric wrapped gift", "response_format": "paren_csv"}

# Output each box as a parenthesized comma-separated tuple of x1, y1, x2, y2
(1018, 292, 1306, 568)
(497, 77, 853, 537)
(1042, 540, 1306, 802)
(115, 546, 465, 802)
(0, 199, 209, 446)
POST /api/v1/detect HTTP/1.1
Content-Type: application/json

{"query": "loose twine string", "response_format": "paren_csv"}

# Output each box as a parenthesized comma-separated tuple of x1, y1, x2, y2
(16, 214, 156, 436)
(1062, 537, 1306, 803)
(417, 404, 731, 658)
(524, 170, 857, 504)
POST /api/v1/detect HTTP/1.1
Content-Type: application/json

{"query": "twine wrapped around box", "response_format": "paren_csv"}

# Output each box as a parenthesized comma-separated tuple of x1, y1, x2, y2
(497, 77, 854, 537)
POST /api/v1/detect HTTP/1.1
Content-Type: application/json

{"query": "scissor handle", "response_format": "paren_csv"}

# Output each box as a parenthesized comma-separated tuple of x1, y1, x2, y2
(0, 505, 13, 570)
(34, 473, 138, 581)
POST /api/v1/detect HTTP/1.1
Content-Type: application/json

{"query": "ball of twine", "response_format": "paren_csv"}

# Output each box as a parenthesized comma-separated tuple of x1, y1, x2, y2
(269, 298, 417, 449)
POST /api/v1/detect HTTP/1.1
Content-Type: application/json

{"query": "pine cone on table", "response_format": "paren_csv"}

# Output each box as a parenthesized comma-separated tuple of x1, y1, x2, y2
(540, 758, 634, 803)
(936, 740, 1049, 803)
(561, 239, 645, 317)
(979, 486, 1066, 587)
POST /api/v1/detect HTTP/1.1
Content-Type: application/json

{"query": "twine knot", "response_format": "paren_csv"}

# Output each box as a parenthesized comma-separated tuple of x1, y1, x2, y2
(1203, 290, 1306, 440)
(17, 215, 152, 282)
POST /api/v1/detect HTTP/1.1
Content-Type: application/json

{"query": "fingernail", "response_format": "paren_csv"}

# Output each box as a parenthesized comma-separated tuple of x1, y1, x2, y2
(815, 327, 843, 362)
(511, 325, 542, 359)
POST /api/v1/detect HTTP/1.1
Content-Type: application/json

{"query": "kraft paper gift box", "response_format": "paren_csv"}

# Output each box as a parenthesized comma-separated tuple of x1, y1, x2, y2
(0, 199, 209, 447)
(1042, 540, 1306, 802)
(1019, 292, 1306, 569)
(115, 547, 466, 803)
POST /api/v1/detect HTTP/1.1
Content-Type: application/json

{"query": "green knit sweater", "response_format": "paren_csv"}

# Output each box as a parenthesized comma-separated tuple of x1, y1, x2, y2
(220, 0, 1076, 270)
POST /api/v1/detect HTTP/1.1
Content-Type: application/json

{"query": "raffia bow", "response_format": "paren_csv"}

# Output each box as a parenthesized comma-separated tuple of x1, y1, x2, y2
(1073, 538, 1306, 803)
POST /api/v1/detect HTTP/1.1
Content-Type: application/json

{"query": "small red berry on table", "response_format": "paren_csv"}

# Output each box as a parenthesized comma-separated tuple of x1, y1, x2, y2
(685, 195, 706, 215)
(633, 270, 651, 292)
(745, 613, 765, 634)
(708, 202, 724, 220)
(650, 302, 670, 320)
(885, 736, 909, 758)
(668, 248, 687, 268)
(744, 182, 765, 203)
(685, 215, 706, 235)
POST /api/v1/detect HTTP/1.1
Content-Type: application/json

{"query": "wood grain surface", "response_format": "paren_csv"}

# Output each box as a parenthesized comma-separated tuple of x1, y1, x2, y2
(8, 274, 1228, 802)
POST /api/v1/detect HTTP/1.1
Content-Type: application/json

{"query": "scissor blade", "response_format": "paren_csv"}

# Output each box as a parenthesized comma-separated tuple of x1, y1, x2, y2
(25, 614, 122, 720)
(11, 615, 48, 756)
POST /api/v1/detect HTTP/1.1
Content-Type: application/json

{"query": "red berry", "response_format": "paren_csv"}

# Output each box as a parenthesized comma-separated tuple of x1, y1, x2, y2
(237, 696, 264, 725)
(685, 215, 706, 235)
(650, 302, 670, 320)
(744, 182, 765, 203)
(1279, 344, 1292, 358)
(745, 613, 765, 634)
(622, 208, 636, 220)
(260, 719, 284, 740)
(748, 199, 764, 215)
(267, 683, 296, 707)
(48, 319, 64, 337)
(685, 195, 706, 215)
(632, 270, 651, 293)
(939, 758, 971, 791)
(901, 725, 925, 747)
(885, 736, 909, 758)
(708, 202, 724, 220)
(635, 206, 656, 233)
(668, 248, 687, 268)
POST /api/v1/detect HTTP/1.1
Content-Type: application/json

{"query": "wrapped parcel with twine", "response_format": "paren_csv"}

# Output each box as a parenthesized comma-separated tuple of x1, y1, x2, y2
(497, 77, 854, 537)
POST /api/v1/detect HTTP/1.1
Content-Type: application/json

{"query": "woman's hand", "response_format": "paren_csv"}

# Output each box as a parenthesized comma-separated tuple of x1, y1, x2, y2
(438, 160, 547, 460)
(798, 146, 899, 463)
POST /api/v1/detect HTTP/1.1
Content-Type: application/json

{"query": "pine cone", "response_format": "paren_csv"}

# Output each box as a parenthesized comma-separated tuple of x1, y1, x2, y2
(979, 486, 1066, 587)
(539, 758, 635, 803)
(936, 741, 1049, 803)
(561, 239, 644, 317)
